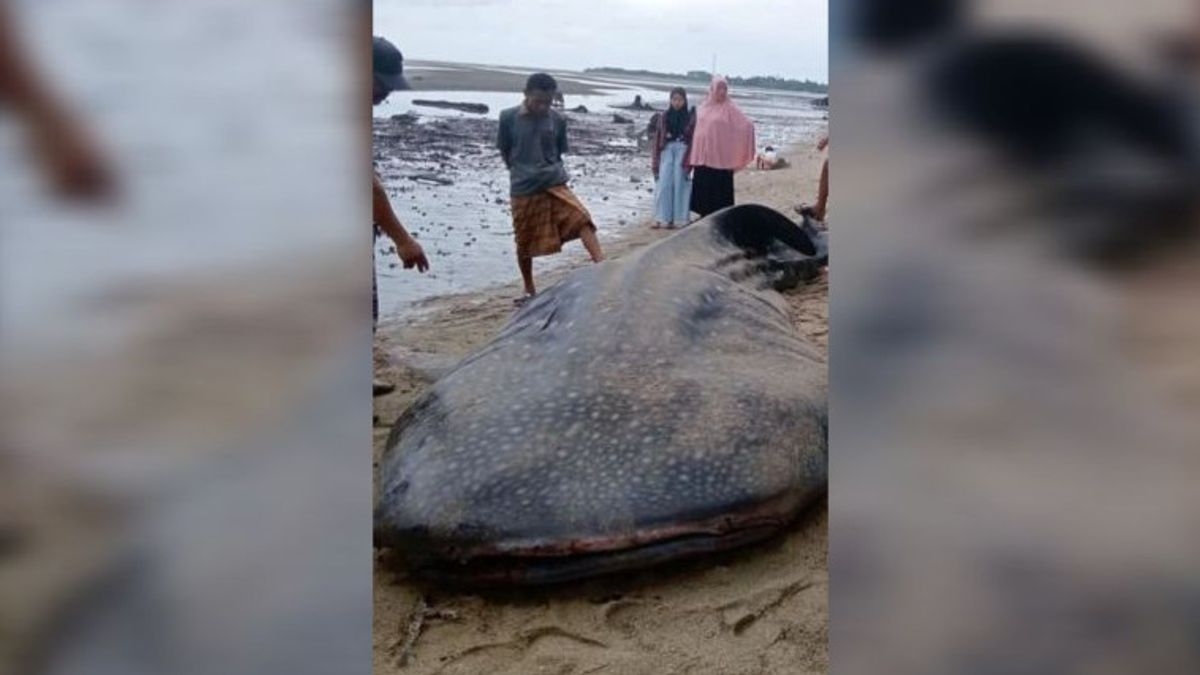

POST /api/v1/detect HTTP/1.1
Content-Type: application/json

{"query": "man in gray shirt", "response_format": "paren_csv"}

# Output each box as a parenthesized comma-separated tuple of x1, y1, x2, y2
(498, 73, 605, 304)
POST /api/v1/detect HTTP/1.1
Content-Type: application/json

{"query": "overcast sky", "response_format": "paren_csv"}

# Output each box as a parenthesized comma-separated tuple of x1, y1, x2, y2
(375, 0, 828, 83)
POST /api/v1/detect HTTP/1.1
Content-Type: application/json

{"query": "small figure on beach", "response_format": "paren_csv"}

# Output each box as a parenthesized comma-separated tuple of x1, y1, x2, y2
(373, 35, 429, 396)
(688, 76, 757, 217)
(497, 73, 605, 305)
(616, 94, 656, 111)
(650, 87, 696, 229)
(637, 112, 659, 151)
(1, 0, 116, 202)
(813, 134, 829, 221)
(755, 145, 789, 170)
(794, 134, 829, 222)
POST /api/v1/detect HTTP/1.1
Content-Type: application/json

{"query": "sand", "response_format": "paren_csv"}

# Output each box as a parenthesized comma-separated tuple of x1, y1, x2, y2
(371, 138, 830, 674)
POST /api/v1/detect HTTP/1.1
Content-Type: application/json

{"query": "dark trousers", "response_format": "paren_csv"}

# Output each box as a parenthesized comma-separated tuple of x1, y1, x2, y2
(689, 166, 735, 217)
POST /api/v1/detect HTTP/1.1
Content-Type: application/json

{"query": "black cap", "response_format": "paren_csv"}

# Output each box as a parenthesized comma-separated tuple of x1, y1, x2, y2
(373, 36, 409, 93)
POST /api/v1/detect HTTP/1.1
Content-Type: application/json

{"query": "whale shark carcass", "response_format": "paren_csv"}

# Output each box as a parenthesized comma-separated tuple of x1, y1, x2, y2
(375, 204, 828, 584)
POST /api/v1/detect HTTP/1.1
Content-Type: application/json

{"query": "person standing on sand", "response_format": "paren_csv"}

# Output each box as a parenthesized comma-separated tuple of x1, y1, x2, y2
(650, 87, 696, 229)
(498, 73, 605, 305)
(372, 35, 429, 396)
(687, 76, 756, 218)
(794, 134, 829, 221)
(812, 134, 830, 221)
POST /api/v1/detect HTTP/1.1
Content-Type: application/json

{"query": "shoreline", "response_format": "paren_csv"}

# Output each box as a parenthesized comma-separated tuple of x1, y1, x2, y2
(376, 138, 824, 326)
(403, 61, 612, 96)
(405, 60, 828, 99)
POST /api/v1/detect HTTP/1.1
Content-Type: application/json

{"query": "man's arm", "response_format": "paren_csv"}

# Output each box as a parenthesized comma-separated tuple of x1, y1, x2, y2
(556, 113, 569, 157)
(0, 1, 115, 201)
(497, 111, 512, 169)
(373, 172, 429, 272)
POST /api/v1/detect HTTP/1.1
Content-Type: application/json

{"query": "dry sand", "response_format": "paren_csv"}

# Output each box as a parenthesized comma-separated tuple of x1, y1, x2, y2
(372, 140, 830, 674)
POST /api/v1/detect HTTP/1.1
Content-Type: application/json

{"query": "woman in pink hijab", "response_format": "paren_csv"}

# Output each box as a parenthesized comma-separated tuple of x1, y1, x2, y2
(686, 76, 757, 217)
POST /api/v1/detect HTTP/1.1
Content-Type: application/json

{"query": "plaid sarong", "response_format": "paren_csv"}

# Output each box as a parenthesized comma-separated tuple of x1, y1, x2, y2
(510, 185, 595, 259)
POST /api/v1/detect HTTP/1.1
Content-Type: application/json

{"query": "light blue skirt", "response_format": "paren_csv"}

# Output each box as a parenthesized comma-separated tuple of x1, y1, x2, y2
(655, 140, 693, 226)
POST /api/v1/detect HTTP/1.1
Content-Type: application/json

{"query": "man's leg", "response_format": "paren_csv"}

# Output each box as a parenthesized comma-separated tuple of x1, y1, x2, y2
(371, 254, 395, 397)
(579, 226, 605, 263)
(517, 254, 536, 295)
(813, 156, 829, 221)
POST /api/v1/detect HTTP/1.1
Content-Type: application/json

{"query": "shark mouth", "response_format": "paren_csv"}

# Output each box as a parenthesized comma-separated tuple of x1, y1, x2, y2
(388, 490, 824, 586)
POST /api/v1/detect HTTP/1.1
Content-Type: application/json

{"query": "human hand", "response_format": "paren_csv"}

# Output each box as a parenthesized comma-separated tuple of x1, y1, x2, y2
(396, 235, 429, 273)
(34, 117, 117, 203)
(816, 135, 829, 152)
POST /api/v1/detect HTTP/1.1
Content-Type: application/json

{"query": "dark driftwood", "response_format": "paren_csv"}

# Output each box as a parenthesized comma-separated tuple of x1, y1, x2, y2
(412, 99, 489, 114)
(408, 173, 454, 186)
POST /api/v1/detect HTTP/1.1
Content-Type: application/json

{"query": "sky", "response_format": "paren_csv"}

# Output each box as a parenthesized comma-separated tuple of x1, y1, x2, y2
(374, 0, 828, 83)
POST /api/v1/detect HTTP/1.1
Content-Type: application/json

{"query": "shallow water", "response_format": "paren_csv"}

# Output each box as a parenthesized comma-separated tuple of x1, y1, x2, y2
(373, 75, 825, 318)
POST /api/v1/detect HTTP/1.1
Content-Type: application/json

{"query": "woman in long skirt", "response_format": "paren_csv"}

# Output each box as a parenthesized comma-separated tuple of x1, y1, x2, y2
(687, 76, 756, 218)
(651, 87, 696, 229)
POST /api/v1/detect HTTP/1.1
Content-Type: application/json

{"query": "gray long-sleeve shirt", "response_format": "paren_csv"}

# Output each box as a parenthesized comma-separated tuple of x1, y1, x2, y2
(497, 105, 570, 197)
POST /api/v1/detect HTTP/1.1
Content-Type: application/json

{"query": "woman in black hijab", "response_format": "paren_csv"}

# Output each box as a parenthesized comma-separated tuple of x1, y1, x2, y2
(650, 87, 696, 228)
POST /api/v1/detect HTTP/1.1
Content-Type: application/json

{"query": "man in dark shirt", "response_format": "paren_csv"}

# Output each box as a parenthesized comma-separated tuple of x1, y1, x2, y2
(372, 35, 428, 397)
(372, 36, 427, 284)
(497, 73, 604, 304)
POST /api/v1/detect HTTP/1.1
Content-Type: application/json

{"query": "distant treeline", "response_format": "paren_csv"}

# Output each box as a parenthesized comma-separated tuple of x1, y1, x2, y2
(585, 67, 828, 94)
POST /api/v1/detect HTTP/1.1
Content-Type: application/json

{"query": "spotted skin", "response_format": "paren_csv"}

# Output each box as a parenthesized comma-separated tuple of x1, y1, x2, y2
(375, 204, 827, 583)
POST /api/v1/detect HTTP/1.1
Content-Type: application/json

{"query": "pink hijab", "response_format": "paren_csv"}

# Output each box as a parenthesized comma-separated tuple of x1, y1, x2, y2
(688, 77, 756, 171)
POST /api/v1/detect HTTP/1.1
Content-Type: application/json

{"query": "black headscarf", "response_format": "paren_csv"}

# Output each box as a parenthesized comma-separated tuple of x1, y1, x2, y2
(664, 87, 690, 140)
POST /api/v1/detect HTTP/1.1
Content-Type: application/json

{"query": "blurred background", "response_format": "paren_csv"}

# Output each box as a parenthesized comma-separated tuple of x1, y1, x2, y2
(831, 0, 1200, 673)
(0, 1, 370, 673)
(6, 0, 1200, 673)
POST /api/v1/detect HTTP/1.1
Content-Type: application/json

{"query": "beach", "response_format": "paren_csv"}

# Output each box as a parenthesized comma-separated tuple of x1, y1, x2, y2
(373, 61, 827, 316)
(372, 82, 830, 672)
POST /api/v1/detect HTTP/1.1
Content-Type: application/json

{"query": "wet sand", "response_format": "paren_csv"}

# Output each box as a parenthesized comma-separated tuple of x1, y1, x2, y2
(373, 61, 825, 316)
(372, 141, 830, 674)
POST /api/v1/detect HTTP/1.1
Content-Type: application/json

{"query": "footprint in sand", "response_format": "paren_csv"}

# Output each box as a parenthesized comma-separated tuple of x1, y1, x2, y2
(431, 626, 608, 675)
(600, 599, 648, 638)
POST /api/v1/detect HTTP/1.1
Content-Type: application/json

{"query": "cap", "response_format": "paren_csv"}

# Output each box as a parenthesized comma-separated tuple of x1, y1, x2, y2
(373, 36, 410, 93)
